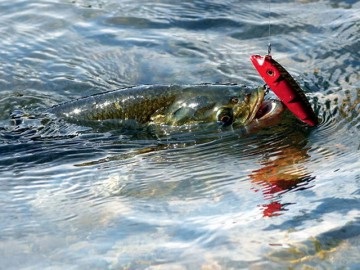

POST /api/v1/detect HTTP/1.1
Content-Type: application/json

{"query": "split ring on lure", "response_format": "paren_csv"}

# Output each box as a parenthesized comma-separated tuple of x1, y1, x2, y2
(250, 54, 318, 126)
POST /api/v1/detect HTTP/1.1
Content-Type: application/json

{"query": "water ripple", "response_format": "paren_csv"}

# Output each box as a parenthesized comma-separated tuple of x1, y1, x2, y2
(0, 0, 359, 268)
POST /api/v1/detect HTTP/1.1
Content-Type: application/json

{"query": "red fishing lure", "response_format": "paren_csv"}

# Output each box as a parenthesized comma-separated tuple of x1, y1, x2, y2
(250, 54, 318, 126)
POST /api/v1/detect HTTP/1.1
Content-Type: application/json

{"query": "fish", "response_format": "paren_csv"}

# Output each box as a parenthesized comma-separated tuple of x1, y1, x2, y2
(250, 54, 318, 126)
(48, 84, 285, 131)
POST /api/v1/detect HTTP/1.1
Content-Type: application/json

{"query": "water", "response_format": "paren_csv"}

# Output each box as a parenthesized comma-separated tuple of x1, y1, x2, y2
(0, 0, 359, 269)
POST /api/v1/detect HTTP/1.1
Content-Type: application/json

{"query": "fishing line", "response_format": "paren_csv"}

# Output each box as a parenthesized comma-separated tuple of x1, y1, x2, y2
(267, 0, 271, 55)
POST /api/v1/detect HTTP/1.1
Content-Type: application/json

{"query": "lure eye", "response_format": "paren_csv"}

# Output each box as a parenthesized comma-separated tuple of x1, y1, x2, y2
(266, 69, 275, 76)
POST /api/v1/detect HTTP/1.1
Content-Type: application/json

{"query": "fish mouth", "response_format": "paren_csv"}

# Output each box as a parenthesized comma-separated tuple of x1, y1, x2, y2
(246, 87, 265, 124)
(248, 86, 285, 123)
(233, 87, 284, 127)
(247, 98, 285, 131)
(254, 99, 285, 121)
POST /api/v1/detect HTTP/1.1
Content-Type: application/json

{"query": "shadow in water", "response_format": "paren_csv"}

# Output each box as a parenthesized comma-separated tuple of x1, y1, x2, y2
(266, 217, 360, 266)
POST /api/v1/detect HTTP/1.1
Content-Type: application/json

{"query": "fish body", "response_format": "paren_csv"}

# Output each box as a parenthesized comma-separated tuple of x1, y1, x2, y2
(48, 84, 277, 128)
(250, 54, 318, 126)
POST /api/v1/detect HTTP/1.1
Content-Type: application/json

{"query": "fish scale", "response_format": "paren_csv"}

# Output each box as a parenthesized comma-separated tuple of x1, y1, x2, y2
(48, 84, 265, 127)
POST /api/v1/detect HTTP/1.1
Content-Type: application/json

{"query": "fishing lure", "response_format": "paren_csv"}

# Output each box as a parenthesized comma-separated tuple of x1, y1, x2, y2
(250, 54, 318, 126)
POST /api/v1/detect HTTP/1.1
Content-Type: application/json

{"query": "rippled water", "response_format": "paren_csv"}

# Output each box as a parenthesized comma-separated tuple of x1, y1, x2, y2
(0, 0, 359, 269)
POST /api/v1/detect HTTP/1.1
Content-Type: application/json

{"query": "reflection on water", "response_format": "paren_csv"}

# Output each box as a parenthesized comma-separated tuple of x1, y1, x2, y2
(0, 0, 359, 269)
(250, 144, 315, 217)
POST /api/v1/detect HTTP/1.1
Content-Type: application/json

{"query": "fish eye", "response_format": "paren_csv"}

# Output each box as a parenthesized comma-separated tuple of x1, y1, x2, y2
(216, 108, 234, 126)
(267, 69, 275, 76)
(230, 97, 239, 104)
(220, 115, 231, 123)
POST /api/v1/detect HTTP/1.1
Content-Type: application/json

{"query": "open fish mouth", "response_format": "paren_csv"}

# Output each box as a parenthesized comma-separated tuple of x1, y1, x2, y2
(247, 98, 285, 131)
(255, 99, 284, 120)
(233, 86, 285, 127)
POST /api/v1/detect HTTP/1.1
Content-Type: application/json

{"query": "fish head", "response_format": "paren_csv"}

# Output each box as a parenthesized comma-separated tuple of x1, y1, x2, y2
(157, 85, 284, 128)
(216, 86, 284, 128)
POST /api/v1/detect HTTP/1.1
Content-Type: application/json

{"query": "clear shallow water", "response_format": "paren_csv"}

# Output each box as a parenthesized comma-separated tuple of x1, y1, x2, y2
(0, 0, 359, 269)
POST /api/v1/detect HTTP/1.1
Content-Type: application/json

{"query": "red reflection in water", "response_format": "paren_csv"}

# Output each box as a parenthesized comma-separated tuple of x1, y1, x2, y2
(262, 201, 283, 217)
(249, 146, 312, 217)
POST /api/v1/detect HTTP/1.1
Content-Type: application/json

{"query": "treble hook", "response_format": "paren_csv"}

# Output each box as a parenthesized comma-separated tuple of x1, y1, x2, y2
(264, 84, 270, 95)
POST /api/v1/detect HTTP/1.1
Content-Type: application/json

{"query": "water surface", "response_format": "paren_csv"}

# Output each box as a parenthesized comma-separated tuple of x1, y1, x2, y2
(0, 0, 359, 269)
